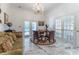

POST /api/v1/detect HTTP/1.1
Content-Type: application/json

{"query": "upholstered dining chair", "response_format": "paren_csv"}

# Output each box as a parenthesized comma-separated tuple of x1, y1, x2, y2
(33, 31, 38, 42)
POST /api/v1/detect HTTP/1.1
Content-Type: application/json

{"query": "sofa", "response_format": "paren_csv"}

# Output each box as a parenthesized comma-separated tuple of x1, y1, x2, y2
(0, 32, 22, 54)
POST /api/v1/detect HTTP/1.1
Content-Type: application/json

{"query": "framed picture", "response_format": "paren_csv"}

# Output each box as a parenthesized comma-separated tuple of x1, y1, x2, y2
(0, 8, 1, 14)
(38, 21, 44, 26)
(4, 12, 8, 24)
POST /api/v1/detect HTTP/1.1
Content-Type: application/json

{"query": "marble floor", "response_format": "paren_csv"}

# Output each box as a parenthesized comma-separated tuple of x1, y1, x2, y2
(23, 37, 79, 55)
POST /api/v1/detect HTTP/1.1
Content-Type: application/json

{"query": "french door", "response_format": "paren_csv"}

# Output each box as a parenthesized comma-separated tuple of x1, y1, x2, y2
(63, 16, 75, 43)
(55, 16, 75, 44)
(24, 21, 37, 37)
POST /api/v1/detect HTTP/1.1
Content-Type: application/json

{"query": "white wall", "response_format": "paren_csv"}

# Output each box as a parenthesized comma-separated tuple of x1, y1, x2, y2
(46, 3, 79, 47)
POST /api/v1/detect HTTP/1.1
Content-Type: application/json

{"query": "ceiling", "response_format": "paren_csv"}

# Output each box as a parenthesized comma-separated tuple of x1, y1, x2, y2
(8, 3, 61, 12)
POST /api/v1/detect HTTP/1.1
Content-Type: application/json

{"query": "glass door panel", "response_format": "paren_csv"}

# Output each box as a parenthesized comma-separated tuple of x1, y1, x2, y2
(55, 19, 62, 39)
(24, 21, 30, 36)
(32, 22, 37, 31)
(63, 16, 75, 43)
(55, 30, 62, 38)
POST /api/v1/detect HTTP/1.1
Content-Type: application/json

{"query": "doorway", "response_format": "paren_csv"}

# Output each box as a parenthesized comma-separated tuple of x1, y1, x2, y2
(24, 21, 37, 37)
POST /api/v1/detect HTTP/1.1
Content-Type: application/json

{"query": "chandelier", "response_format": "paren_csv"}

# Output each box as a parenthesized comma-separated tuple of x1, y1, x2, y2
(33, 3, 44, 14)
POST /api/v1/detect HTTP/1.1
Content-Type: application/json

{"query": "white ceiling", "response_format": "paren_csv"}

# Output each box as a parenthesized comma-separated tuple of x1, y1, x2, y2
(8, 3, 61, 12)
